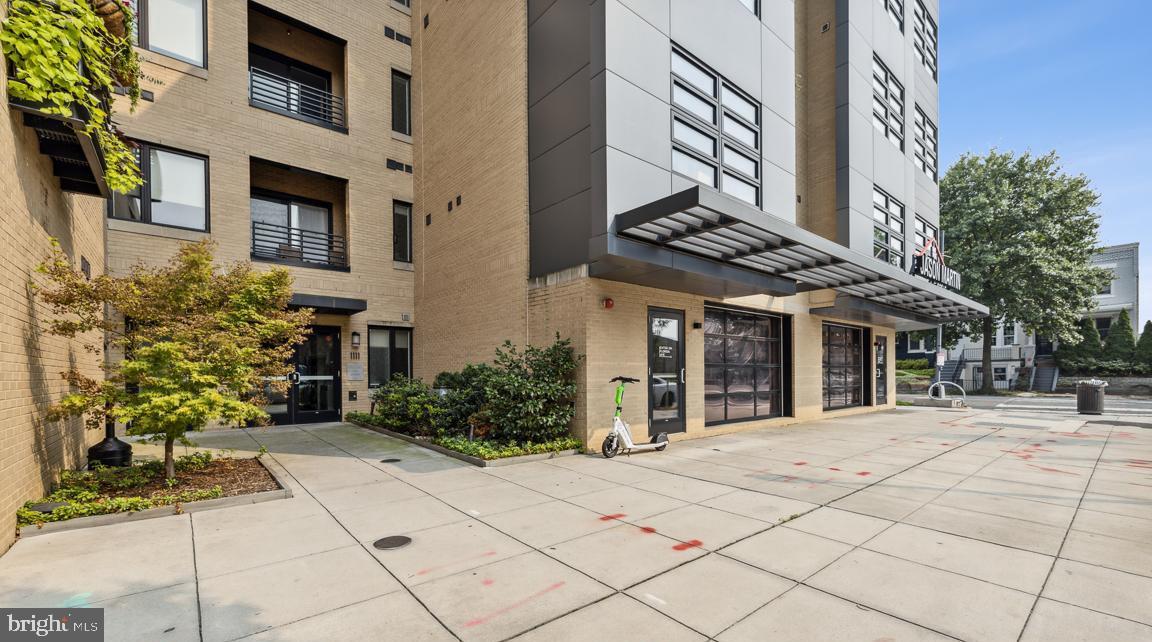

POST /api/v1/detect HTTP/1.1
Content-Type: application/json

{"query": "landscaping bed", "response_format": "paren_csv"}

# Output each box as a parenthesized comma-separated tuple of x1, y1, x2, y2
(346, 413, 582, 467)
(18, 453, 282, 528)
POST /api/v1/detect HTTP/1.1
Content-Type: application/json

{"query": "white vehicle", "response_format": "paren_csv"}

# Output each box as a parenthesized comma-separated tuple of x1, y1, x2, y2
(602, 376, 669, 458)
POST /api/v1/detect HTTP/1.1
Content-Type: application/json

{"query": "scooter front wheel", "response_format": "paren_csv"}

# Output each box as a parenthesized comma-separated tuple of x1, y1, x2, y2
(602, 433, 621, 458)
(652, 432, 669, 452)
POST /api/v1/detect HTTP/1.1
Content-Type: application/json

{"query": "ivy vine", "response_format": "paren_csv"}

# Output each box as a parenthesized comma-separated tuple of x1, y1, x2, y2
(0, 0, 143, 193)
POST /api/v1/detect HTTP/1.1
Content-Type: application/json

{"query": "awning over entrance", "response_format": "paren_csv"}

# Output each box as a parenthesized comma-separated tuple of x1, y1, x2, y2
(289, 293, 367, 315)
(612, 187, 988, 325)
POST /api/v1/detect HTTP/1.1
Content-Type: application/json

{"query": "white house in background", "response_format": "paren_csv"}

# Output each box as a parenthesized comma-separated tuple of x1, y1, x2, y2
(903, 243, 1140, 390)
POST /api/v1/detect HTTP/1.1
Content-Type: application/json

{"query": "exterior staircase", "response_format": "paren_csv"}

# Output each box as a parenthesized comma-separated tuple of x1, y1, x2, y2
(937, 358, 965, 385)
(1030, 358, 1060, 392)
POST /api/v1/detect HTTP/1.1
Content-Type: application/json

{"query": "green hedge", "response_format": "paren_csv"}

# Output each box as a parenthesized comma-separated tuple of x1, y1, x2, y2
(1056, 358, 1152, 377)
(896, 358, 931, 370)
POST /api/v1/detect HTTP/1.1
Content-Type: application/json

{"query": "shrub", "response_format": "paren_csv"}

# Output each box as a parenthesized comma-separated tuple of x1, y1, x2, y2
(369, 375, 441, 436)
(896, 358, 931, 370)
(1102, 310, 1136, 361)
(483, 335, 582, 443)
(432, 436, 583, 460)
(1057, 358, 1152, 377)
(1056, 317, 1102, 365)
(1136, 320, 1152, 366)
(433, 363, 495, 437)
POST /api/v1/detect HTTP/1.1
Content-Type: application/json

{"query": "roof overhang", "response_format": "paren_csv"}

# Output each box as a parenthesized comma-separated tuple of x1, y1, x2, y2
(611, 187, 988, 325)
(289, 293, 367, 315)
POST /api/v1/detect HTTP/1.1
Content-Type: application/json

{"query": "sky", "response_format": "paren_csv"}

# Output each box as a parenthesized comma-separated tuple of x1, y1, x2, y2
(939, 0, 1152, 326)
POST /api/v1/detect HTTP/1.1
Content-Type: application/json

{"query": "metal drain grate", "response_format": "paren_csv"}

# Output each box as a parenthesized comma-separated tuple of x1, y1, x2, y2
(373, 536, 412, 550)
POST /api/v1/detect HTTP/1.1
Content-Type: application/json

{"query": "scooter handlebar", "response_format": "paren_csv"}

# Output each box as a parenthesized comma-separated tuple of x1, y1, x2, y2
(610, 376, 640, 384)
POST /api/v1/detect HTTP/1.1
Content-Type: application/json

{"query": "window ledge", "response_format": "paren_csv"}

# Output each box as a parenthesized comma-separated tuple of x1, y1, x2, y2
(393, 261, 414, 271)
(391, 131, 413, 144)
(107, 218, 209, 241)
(135, 48, 208, 79)
(390, 0, 412, 16)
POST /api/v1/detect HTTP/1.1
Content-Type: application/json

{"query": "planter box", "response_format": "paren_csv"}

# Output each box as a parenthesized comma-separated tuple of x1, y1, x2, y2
(347, 419, 580, 468)
(17, 456, 293, 538)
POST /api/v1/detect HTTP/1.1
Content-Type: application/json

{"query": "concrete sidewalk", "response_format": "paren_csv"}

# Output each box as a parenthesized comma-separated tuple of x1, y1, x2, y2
(2, 407, 1151, 641)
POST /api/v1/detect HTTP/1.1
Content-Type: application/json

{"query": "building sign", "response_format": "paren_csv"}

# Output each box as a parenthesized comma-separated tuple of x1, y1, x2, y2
(911, 237, 961, 290)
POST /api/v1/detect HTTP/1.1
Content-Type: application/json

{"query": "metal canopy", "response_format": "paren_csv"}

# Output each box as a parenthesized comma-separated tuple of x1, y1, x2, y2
(614, 187, 988, 323)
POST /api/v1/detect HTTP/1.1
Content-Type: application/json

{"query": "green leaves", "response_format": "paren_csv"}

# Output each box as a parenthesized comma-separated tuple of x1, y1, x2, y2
(1, 0, 143, 192)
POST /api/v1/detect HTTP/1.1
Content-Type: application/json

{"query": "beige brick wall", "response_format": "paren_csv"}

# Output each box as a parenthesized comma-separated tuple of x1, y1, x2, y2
(107, 0, 415, 415)
(0, 100, 107, 550)
(797, 0, 839, 241)
(411, 0, 530, 381)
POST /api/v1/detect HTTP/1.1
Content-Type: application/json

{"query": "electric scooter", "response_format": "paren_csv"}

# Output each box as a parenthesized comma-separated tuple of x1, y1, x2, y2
(601, 376, 669, 458)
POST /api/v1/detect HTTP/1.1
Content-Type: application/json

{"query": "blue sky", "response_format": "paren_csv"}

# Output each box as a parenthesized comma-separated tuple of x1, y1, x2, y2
(940, 0, 1152, 326)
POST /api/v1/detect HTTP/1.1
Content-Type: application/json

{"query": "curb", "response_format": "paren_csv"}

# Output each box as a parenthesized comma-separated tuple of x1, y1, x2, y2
(17, 455, 294, 538)
(346, 419, 580, 467)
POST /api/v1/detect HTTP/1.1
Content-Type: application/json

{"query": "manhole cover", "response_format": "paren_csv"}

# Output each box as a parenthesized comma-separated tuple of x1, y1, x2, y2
(373, 536, 412, 550)
(380, 458, 402, 463)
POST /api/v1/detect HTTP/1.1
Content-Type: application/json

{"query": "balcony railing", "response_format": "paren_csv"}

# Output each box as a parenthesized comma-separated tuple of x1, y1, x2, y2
(249, 67, 346, 130)
(251, 221, 348, 270)
(959, 345, 1036, 363)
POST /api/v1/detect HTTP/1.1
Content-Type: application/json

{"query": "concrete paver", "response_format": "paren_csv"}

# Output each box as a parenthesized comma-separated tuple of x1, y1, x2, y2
(1, 410, 1150, 640)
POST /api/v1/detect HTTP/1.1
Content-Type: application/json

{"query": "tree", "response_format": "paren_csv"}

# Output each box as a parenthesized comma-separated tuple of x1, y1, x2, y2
(1102, 310, 1136, 362)
(940, 150, 1110, 394)
(1135, 320, 1152, 366)
(35, 240, 313, 479)
(1057, 317, 1102, 364)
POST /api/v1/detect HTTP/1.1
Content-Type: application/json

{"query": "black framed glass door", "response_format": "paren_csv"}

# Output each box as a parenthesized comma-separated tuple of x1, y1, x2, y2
(267, 325, 341, 424)
(875, 335, 888, 405)
(823, 323, 864, 410)
(648, 308, 685, 435)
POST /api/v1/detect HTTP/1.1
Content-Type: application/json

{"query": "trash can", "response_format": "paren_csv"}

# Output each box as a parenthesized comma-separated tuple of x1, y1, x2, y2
(1076, 379, 1108, 415)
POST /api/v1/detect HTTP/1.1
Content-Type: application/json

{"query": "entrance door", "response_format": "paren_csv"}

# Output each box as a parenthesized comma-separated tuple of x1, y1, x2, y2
(267, 325, 342, 425)
(1035, 335, 1054, 356)
(874, 335, 888, 405)
(648, 308, 685, 436)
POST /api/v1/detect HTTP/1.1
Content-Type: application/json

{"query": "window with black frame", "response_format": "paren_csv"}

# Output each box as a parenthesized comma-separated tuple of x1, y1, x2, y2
(393, 201, 412, 262)
(670, 46, 762, 207)
(109, 142, 208, 231)
(823, 323, 864, 410)
(704, 308, 784, 424)
(135, 0, 207, 67)
(392, 70, 412, 135)
(368, 326, 412, 387)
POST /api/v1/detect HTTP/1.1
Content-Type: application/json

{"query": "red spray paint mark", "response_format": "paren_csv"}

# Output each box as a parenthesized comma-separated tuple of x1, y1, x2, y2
(600, 513, 626, 521)
(794, 461, 808, 466)
(1025, 463, 1080, 476)
(672, 539, 703, 551)
(464, 581, 567, 628)
(481, 579, 494, 586)
(856, 471, 872, 477)
(415, 550, 498, 576)
(638, 526, 657, 534)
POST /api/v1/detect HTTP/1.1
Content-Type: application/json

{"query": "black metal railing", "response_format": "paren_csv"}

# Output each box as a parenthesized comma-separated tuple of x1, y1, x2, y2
(249, 67, 346, 129)
(251, 221, 348, 269)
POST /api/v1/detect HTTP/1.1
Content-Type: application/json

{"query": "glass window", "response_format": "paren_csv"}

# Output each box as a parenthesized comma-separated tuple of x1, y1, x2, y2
(143, 0, 205, 66)
(705, 307, 786, 424)
(110, 143, 208, 231)
(913, 216, 938, 252)
(872, 55, 905, 150)
(672, 51, 715, 97)
(913, 0, 939, 80)
(673, 118, 716, 157)
(368, 326, 412, 387)
(873, 187, 905, 268)
(672, 83, 716, 124)
(393, 201, 412, 262)
(881, 0, 904, 31)
(391, 70, 412, 135)
(670, 45, 762, 206)
(913, 106, 939, 181)
(673, 149, 717, 187)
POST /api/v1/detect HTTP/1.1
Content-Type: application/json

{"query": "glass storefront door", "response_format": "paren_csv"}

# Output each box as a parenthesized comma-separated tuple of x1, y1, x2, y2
(266, 325, 341, 425)
(875, 335, 888, 405)
(648, 308, 685, 435)
(823, 323, 864, 410)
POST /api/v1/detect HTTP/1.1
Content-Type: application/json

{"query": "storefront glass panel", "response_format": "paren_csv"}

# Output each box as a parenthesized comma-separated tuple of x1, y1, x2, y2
(823, 323, 865, 410)
(705, 307, 785, 425)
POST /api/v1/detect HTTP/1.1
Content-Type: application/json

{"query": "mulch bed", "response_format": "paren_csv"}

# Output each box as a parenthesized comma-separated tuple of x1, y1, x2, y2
(107, 458, 280, 500)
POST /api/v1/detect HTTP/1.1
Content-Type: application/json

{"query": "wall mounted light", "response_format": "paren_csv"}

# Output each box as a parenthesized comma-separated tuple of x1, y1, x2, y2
(601, 297, 614, 310)
(351, 331, 361, 348)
